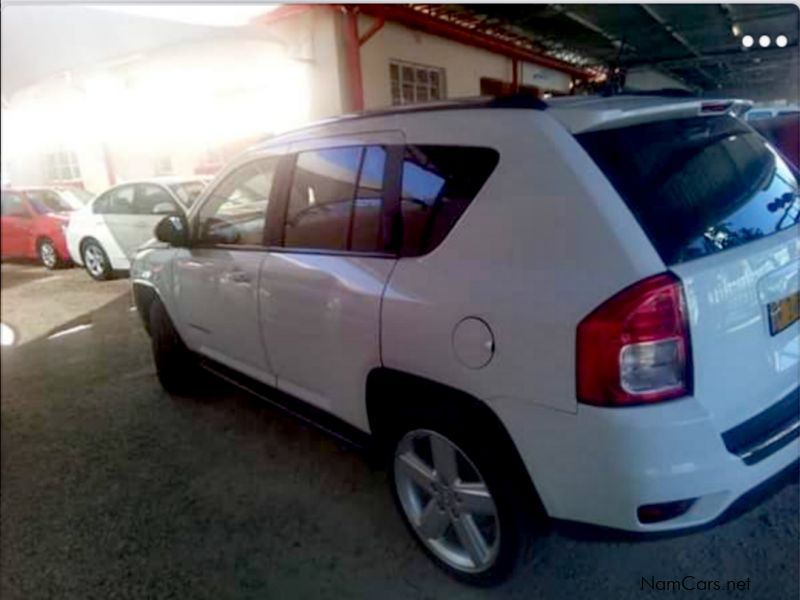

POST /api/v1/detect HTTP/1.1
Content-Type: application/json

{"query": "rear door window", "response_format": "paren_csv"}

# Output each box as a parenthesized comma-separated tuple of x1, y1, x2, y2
(284, 146, 390, 253)
(285, 147, 361, 252)
(577, 115, 799, 265)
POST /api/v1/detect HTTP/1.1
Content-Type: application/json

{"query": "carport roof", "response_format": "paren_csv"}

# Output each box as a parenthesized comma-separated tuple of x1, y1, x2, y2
(447, 4, 799, 101)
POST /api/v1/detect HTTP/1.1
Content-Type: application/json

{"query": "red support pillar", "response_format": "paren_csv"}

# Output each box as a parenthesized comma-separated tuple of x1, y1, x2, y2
(512, 58, 519, 92)
(343, 7, 365, 112)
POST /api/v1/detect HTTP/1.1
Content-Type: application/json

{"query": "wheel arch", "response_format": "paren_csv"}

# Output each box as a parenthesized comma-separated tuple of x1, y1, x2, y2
(79, 235, 102, 255)
(365, 367, 548, 518)
(132, 281, 159, 336)
(34, 235, 54, 251)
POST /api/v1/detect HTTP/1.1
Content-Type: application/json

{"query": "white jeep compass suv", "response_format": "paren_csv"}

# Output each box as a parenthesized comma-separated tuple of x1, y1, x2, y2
(131, 94, 799, 585)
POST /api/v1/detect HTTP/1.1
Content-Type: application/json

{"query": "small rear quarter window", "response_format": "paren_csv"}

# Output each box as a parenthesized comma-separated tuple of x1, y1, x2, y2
(400, 145, 499, 257)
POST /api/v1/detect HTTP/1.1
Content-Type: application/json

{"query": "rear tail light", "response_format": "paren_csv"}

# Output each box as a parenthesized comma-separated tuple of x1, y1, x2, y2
(577, 273, 692, 407)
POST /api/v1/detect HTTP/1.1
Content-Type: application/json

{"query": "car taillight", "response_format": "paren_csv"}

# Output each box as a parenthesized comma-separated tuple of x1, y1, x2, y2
(576, 273, 692, 407)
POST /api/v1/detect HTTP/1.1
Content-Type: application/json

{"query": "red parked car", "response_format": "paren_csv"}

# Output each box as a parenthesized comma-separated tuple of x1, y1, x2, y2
(0, 188, 84, 269)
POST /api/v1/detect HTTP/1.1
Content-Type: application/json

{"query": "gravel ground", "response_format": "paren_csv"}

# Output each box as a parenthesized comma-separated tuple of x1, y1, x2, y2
(1, 263, 798, 599)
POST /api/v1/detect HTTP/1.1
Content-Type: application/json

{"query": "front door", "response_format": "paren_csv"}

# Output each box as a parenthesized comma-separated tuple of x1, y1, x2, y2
(1, 192, 34, 258)
(173, 155, 282, 384)
(259, 144, 398, 430)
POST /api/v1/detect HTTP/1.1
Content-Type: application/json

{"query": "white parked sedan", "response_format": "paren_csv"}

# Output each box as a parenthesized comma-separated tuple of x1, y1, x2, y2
(131, 95, 799, 585)
(66, 177, 209, 280)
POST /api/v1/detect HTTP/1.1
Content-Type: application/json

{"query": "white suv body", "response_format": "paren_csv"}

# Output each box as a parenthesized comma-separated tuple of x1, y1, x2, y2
(131, 96, 799, 583)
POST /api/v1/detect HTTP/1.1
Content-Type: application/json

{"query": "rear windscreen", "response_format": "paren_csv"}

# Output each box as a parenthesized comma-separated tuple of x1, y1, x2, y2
(577, 115, 799, 265)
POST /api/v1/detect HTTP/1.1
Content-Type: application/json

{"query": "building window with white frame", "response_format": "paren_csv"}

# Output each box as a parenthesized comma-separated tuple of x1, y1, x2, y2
(390, 61, 445, 105)
(45, 149, 81, 182)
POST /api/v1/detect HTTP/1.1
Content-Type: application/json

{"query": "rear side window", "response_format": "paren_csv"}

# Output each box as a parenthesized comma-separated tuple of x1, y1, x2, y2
(578, 115, 799, 265)
(400, 145, 499, 257)
(284, 146, 389, 253)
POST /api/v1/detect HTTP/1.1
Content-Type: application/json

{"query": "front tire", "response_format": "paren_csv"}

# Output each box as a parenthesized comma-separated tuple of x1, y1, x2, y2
(388, 415, 537, 585)
(81, 240, 113, 281)
(149, 300, 201, 395)
(37, 238, 64, 269)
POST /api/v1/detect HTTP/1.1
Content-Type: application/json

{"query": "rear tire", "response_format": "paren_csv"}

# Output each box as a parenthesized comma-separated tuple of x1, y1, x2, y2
(37, 238, 65, 269)
(149, 299, 201, 395)
(387, 410, 539, 586)
(81, 240, 113, 281)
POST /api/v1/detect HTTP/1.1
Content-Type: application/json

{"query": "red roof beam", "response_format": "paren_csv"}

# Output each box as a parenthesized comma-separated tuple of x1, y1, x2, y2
(354, 4, 590, 80)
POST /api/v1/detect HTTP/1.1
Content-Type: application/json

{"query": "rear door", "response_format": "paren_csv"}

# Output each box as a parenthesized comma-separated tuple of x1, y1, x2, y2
(578, 113, 800, 431)
(258, 135, 402, 430)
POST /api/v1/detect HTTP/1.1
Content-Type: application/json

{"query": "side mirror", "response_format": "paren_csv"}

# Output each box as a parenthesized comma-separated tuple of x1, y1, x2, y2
(155, 214, 190, 247)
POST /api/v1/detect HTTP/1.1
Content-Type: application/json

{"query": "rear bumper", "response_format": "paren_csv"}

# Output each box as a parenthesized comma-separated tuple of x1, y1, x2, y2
(66, 231, 83, 265)
(493, 391, 799, 532)
(52, 233, 71, 262)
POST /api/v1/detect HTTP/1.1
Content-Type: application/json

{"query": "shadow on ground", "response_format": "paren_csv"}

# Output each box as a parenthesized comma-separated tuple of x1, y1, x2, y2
(1, 291, 798, 599)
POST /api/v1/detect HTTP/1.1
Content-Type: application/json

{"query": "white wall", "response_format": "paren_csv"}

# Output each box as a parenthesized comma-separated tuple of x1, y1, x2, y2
(265, 8, 348, 120)
(3, 33, 312, 191)
(358, 16, 514, 109)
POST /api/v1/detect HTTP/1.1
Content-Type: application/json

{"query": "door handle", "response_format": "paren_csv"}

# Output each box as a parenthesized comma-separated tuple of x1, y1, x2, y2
(230, 271, 251, 283)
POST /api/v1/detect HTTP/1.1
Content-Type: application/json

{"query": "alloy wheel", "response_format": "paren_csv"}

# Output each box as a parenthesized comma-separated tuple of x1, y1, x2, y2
(39, 241, 57, 268)
(394, 429, 500, 573)
(84, 246, 105, 277)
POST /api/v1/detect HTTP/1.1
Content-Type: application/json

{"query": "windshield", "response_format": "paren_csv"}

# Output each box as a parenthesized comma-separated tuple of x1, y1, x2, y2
(59, 188, 94, 205)
(577, 115, 799, 266)
(169, 181, 207, 208)
(26, 190, 73, 213)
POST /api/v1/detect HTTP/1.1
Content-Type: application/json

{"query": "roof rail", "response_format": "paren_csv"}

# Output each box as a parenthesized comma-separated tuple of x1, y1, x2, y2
(247, 94, 548, 146)
(337, 93, 548, 121)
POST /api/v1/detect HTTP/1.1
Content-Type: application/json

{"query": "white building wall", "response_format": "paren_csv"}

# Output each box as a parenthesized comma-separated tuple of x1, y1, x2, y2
(264, 8, 348, 120)
(3, 9, 578, 190)
(359, 17, 513, 109)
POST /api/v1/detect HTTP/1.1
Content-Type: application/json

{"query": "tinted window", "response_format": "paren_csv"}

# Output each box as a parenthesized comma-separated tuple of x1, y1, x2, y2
(400, 145, 499, 256)
(198, 158, 278, 246)
(746, 111, 772, 121)
(95, 186, 135, 215)
(27, 190, 72, 213)
(285, 147, 361, 251)
(351, 146, 387, 252)
(169, 181, 206, 208)
(1, 193, 28, 217)
(578, 115, 800, 265)
(135, 184, 180, 215)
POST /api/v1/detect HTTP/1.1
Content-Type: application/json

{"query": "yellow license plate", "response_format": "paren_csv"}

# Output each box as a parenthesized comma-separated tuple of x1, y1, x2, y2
(768, 291, 800, 336)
